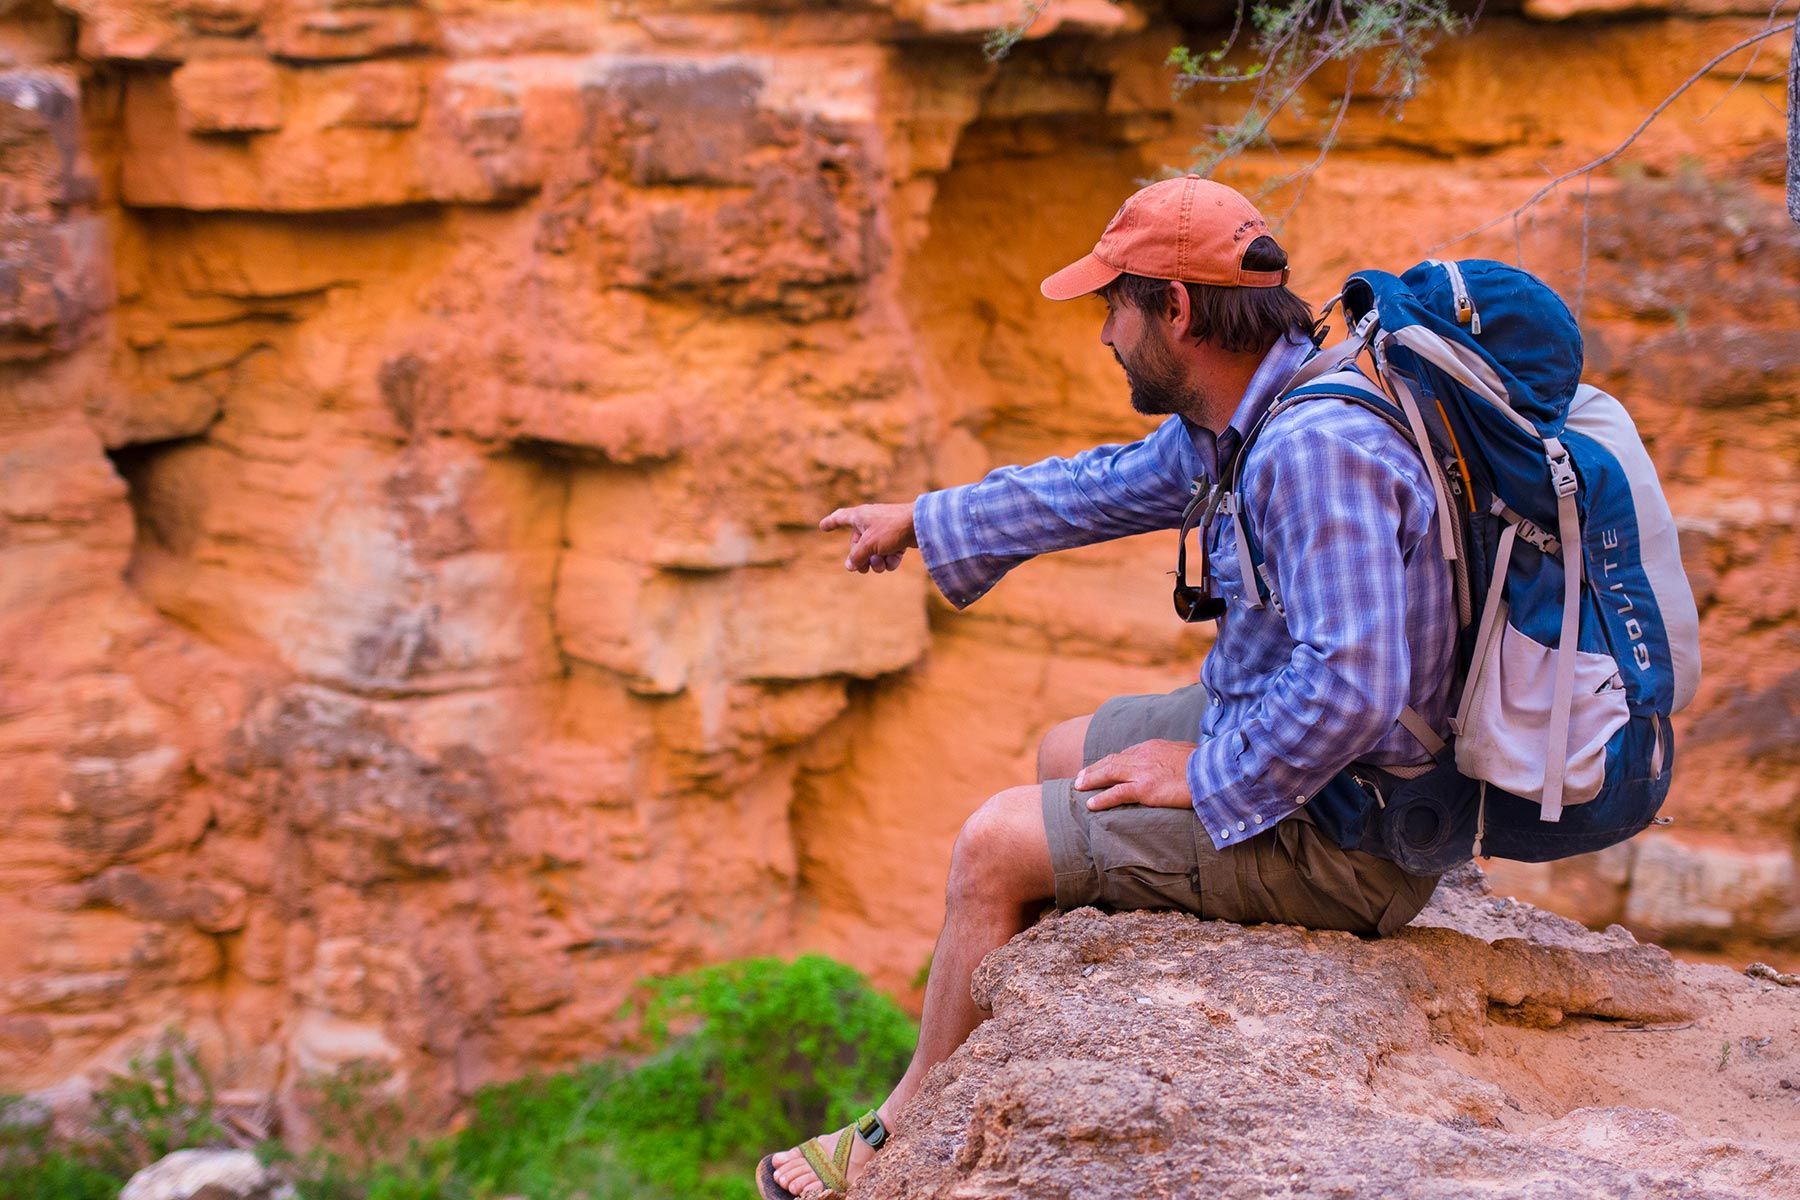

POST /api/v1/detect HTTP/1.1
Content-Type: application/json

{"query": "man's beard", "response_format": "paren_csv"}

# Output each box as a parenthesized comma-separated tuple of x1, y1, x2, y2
(1115, 332, 1198, 417)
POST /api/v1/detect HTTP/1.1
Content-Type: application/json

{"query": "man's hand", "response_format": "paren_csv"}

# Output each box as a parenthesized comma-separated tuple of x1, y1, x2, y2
(819, 503, 918, 574)
(1075, 739, 1197, 811)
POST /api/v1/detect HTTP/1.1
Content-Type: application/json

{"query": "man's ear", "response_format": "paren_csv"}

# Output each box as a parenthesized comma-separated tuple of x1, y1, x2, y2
(1163, 280, 1191, 335)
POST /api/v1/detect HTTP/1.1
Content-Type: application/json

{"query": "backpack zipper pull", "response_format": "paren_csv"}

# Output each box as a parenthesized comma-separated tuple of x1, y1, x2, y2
(1435, 259, 1482, 336)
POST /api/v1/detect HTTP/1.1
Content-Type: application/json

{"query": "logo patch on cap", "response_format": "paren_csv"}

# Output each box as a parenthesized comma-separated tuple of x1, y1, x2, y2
(1232, 217, 1267, 243)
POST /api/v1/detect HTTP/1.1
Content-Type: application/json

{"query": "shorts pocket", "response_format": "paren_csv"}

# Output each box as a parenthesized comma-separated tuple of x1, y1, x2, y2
(1089, 806, 1204, 912)
(1242, 818, 1383, 934)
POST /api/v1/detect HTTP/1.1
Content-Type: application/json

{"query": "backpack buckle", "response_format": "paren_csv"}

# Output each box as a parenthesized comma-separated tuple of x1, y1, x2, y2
(1545, 441, 1578, 498)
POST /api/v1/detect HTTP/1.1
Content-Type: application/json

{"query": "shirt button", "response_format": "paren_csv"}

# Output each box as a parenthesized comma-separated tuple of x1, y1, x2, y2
(1217, 829, 1230, 841)
(1253, 814, 1264, 825)
(1236, 821, 1246, 831)
(1294, 794, 1307, 805)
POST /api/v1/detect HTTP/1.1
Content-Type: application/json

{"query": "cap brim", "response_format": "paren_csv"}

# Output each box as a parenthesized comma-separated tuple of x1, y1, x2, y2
(1039, 252, 1123, 301)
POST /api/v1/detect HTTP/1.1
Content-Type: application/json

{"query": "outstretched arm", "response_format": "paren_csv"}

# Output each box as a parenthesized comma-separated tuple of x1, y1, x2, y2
(848, 416, 1203, 608)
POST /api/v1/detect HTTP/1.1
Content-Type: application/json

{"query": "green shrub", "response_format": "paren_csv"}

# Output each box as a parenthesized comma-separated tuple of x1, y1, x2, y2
(439, 953, 917, 1200)
(0, 1030, 224, 1199)
(446, 1066, 643, 1200)
(3, 955, 916, 1200)
(0, 1148, 121, 1200)
(283, 1138, 475, 1200)
(594, 953, 916, 1200)
(0, 1095, 122, 1200)
(89, 1030, 225, 1175)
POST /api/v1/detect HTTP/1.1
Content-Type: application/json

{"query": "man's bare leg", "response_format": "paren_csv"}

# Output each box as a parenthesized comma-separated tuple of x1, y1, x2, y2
(767, 783, 1055, 1197)
(1037, 713, 1093, 783)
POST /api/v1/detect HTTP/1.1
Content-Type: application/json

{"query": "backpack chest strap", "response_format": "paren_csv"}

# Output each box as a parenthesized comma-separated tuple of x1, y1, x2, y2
(1215, 492, 1283, 616)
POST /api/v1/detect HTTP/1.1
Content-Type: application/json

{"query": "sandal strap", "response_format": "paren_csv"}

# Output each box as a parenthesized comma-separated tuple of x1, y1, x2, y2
(797, 1135, 851, 1193)
(852, 1108, 891, 1152)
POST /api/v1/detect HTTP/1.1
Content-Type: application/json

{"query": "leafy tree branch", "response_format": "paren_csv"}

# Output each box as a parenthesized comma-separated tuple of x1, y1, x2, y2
(985, 1, 1798, 226)
(1165, 0, 1474, 177)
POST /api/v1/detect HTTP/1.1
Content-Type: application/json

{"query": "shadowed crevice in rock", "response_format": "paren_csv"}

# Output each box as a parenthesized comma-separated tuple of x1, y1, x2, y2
(105, 431, 213, 566)
(858, 869, 1800, 1199)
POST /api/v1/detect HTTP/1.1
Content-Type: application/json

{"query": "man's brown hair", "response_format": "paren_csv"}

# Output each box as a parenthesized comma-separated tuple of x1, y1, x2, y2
(1101, 236, 1317, 355)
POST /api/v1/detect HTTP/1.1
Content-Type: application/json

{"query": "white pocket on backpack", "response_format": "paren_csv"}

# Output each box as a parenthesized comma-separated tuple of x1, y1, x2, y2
(1454, 603, 1630, 809)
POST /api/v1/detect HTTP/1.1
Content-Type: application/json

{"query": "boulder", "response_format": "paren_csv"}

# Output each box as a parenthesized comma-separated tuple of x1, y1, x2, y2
(858, 869, 1800, 1199)
(1625, 837, 1800, 945)
(120, 1148, 294, 1200)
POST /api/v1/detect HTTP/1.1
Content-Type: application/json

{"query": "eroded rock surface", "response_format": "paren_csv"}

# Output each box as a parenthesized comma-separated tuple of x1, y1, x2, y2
(860, 870, 1800, 1199)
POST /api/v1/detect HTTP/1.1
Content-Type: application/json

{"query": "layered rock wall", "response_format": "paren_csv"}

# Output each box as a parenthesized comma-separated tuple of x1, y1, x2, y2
(0, 0, 1795, 1121)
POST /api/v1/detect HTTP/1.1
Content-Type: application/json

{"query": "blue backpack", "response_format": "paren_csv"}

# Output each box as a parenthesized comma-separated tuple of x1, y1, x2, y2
(1227, 259, 1702, 873)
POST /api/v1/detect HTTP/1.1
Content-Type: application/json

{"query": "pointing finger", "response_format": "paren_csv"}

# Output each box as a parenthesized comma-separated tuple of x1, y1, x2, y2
(819, 508, 855, 532)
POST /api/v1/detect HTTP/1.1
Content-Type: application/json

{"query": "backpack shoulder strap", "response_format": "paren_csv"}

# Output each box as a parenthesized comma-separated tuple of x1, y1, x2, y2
(1227, 365, 1456, 760)
(1218, 366, 1423, 615)
(1276, 369, 1416, 446)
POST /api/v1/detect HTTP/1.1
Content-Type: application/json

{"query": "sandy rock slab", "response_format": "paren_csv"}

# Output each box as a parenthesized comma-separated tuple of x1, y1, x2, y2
(858, 869, 1800, 1199)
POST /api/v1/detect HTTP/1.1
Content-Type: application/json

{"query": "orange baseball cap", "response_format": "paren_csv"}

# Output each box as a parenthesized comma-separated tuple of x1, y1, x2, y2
(1040, 176, 1289, 301)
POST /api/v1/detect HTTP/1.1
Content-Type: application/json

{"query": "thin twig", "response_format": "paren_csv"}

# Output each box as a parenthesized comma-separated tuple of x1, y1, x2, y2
(1269, 59, 1358, 227)
(1575, 170, 1593, 321)
(1698, 0, 1790, 121)
(1167, 0, 1471, 181)
(1427, 19, 1798, 255)
(982, 0, 1050, 63)
(1603, 1022, 1697, 1033)
(1200, 42, 1340, 169)
(1220, 0, 1248, 62)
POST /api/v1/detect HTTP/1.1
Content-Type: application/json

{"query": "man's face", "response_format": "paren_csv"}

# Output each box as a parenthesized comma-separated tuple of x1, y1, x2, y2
(1101, 289, 1196, 417)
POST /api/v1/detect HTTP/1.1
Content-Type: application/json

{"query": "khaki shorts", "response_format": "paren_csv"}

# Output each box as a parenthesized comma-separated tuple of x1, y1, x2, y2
(1042, 685, 1440, 936)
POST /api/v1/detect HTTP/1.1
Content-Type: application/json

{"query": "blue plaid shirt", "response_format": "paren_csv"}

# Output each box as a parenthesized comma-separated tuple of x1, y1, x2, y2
(913, 332, 1456, 851)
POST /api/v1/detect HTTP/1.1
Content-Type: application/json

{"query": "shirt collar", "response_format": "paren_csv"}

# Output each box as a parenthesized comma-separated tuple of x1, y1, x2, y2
(1185, 330, 1317, 478)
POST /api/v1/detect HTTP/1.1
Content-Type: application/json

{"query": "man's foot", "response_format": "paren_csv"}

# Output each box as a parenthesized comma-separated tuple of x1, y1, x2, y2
(765, 1122, 877, 1198)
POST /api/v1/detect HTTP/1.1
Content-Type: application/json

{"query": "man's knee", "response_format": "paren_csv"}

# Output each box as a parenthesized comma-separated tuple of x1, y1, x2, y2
(948, 785, 1052, 906)
(1036, 714, 1093, 782)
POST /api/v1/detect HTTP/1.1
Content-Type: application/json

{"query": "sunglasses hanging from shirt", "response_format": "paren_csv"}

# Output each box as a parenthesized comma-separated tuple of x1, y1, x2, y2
(1173, 476, 1228, 623)
(1173, 419, 1274, 625)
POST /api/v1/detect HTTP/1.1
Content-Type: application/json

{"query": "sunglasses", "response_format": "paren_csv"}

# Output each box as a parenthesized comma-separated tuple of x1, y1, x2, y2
(1173, 477, 1228, 623)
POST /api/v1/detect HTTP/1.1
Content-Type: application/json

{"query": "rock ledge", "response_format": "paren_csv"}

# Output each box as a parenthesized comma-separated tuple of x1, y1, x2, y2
(859, 869, 1800, 1199)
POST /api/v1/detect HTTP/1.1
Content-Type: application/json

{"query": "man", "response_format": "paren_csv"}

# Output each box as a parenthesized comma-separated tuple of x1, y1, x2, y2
(760, 176, 1452, 1200)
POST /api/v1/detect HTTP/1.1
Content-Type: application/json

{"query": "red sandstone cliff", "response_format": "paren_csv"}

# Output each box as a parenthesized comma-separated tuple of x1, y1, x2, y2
(0, 0, 1794, 1123)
